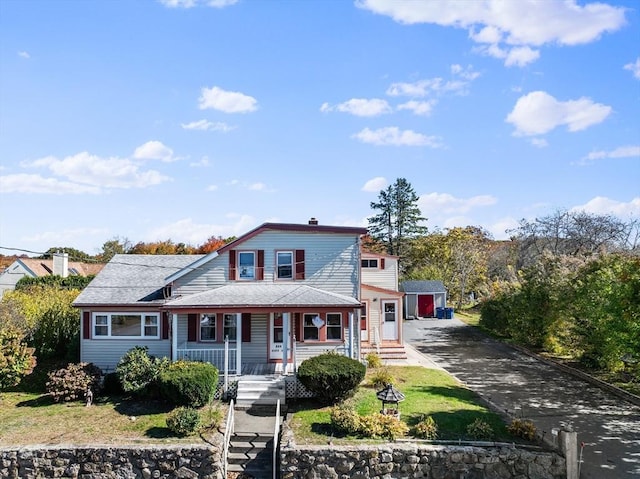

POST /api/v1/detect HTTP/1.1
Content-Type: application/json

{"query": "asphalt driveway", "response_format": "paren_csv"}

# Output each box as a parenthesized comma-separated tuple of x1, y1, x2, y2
(403, 317, 640, 479)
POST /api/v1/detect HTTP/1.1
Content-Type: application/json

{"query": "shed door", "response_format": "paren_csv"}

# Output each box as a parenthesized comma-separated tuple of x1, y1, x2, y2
(418, 294, 435, 318)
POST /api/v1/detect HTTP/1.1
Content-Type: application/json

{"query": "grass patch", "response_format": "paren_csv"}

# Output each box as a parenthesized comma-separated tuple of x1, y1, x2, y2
(289, 366, 508, 444)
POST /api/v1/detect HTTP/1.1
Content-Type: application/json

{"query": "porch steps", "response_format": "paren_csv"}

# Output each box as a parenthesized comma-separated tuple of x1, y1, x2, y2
(236, 375, 286, 409)
(362, 344, 408, 361)
(227, 432, 273, 477)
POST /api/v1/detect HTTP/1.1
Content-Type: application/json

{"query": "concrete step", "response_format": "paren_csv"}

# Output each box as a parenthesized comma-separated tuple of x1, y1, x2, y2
(236, 376, 286, 407)
(227, 432, 273, 476)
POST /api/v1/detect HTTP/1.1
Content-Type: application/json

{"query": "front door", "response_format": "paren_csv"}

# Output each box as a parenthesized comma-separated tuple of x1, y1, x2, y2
(382, 300, 398, 340)
(418, 294, 435, 317)
(269, 313, 291, 360)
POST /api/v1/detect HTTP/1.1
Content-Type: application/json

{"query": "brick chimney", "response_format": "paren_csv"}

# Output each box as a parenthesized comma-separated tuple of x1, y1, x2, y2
(308, 217, 318, 225)
(52, 252, 69, 278)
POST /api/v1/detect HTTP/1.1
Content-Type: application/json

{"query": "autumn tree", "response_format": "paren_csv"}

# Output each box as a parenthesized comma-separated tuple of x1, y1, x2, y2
(368, 178, 427, 265)
(196, 235, 233, 254)
(39, 247, 92, 262)
(128, 240, 196, 255)
(97, 237, 132, 262)
(0, 301, 36, 390)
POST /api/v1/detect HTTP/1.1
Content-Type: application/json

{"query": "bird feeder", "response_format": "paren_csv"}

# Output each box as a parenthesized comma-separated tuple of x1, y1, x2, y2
(377, 383, 405, 419)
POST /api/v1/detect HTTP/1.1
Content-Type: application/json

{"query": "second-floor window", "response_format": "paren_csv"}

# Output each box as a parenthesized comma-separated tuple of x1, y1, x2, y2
(238, 252, 255, 279)
(277, 251, 293, 279)
(361, 259, 378, 268)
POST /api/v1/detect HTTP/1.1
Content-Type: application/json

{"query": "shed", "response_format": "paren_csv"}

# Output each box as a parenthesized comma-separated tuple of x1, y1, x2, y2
(399, 280, 447, 319)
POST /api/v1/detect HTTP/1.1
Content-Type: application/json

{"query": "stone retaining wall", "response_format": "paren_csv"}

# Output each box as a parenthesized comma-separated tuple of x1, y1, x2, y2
(0, 443, 224, 479)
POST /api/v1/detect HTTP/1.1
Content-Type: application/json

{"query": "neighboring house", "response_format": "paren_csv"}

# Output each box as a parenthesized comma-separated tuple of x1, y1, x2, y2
(359, 252, 404, 349)
(0, 253, 103, 297)
(400, 280, 447, 319)
(73, 220, 368, 374)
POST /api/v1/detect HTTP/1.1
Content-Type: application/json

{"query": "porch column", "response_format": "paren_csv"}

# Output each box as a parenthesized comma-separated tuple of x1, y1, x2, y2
(171, 313, 178, 361)
(348, 312, 354, 359)
(235, 313, 242, 375)
(282, 312, 290, 374)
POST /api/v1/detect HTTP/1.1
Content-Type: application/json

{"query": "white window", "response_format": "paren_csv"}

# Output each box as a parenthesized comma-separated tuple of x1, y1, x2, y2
(200, 314, 216, 341)
(238, 251, 255, 279)
(303, 313, 320, 341)
(223, 314, 237, 341)
(276, 251, 293, 279)
(326, 313, 342, 340)
(92, 313, 160, 339)
(361, 259, 378, 268)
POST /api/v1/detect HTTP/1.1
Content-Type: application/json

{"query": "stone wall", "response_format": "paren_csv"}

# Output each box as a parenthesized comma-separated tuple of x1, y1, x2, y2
(280, 432, 567, 479)
(0, 443, 224, 479)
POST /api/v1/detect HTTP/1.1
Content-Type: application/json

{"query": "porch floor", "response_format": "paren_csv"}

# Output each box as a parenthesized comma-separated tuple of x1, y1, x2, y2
(241, 362, 295, 376)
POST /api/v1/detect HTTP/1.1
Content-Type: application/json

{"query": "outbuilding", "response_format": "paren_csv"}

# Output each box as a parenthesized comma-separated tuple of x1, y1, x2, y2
(400, 280, 447, 319)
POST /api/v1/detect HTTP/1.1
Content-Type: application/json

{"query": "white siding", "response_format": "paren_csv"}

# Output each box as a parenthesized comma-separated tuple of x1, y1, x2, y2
(361, 256, 398, 291)
(81, 338, 170, 373)
(243, 313, 267, 362)
(0, 262, 31, 298)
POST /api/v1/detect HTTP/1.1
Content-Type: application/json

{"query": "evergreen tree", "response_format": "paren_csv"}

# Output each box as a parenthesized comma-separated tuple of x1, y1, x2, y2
(368, 178, 427, 263)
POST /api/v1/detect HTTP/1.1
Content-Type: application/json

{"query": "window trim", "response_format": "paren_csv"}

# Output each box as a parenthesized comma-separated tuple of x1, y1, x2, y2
(303, 313, 320, 341)
(361, 258, 379, 268)
(92, 312, 160, 339)
(237, 251, 256, 280)
(276, 250, 294, 280)
(200, 313, 217, 342)
(326, 312, 342, 341)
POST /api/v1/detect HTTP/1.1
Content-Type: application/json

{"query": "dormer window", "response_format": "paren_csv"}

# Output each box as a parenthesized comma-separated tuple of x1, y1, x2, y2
(361, 259, 378, 268)
(277, 251, 293, 279)
(238, 252, 255, 280)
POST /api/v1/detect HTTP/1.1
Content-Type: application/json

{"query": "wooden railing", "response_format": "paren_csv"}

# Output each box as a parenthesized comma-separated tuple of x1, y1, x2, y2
(223, 399, 235, 477)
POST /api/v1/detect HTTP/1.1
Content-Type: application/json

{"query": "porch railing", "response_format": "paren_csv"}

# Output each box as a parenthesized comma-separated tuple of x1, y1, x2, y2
(176, 347, 238, 374)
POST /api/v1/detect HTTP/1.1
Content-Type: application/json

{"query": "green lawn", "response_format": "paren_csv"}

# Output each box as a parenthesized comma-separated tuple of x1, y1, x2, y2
(289, 366, 508, 444)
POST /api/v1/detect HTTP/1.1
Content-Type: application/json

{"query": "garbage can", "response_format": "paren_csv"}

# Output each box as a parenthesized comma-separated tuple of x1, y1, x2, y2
(444, 307, 454, 319)
(436, 307, 445, 319)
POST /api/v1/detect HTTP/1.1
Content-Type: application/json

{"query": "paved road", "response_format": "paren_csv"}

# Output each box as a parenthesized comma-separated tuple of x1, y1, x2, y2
(403, 318, 640, 479)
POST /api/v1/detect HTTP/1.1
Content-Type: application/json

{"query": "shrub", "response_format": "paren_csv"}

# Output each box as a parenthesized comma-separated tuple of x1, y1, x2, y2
(115, 346, 169, 396)
(297, 353, 366, 404)
(166, 407, 201, 436)
(412, 415, 438, 440)
(101, 372, 124, 396)
(329, 402, 361, 435)
(359, 413, 408, 440)
(159, 360, 219, 407)
(466, 418, 494, 440)
(507, 418, 537, 441)
(369, 367, 394, 389)
(365, 352, 383, 369)
(0, 327, 36, 390)
(46, 362, 102, 403)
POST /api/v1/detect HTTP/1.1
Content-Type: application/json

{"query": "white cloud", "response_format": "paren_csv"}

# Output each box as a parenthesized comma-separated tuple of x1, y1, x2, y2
(362, 177, 387, 192)
(23, 227, 109, 249)
(0, 174, 101, 194)
(487, 217, 520, 240)
(206, 184, 218, 191)
(198, 86, 258, 113)
(624, 57, 640, 80)
(22, 152, 171, 189)
(397, 100, 436, 116)
(571, 196, 640, 217)
(133, 140, 176, 162)
(577, 145, 640, 165)
(320, 98, 392, 117)
(146, 215, 256, 246)
(18, 51, 30, 59)
(158, 0, 237, 8)
(387, 66, 480, 97)
(418, 192, 497, 215)
(181, 120, 235, 132)
(506, 90, 612, 136)
(357, 0, 626, 67)
(352, 127, 443, 147)
(530, 138, 548, 148)
(190, 156, 211, 167)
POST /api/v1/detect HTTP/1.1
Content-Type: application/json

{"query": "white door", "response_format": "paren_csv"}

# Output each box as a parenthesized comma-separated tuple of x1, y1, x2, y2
(382, 300, 398, 340)
(269, 313, 291, 360)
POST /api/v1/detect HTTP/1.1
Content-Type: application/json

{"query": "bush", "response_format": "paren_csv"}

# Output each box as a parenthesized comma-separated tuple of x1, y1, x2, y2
(159, 360, 219, 407)
(0, 327, 36, 390)
(507, 418, 537, 441)
(359, 413, 408, 440)
(368, 367, 394, 389)
(101, 372, 124, 396)
(297, 353, 366, 404)
(115, 346, 169, 396)
(466, 418, 494, 440)
(329, 402, 361, 435)
(46, 362, 102, 403)
(365, 352, 383, 369)
(412, 415, 438, 440)
(166, 407, 201, 436)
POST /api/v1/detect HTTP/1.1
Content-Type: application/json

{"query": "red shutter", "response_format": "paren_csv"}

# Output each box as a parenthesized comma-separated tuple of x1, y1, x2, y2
(294, 312, 301, 341)
(257, 250, 264, 280)
(229, 250, 236, 280)
(188, 313, 198, 342)
(162, 313, 170, 340)
(380, 258, 386, 269)
(83, 311, 91, 339)
(242, 313, 251, 342)
(295, 250, 305, 280)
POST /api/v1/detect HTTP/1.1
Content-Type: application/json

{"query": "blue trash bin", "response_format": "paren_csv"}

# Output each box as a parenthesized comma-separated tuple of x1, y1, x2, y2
(444, 307, 453, 319)
(436, 307, 444, 319)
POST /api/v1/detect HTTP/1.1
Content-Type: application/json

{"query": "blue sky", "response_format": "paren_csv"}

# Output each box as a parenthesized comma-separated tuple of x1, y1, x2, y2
(1, 0, 638, 256)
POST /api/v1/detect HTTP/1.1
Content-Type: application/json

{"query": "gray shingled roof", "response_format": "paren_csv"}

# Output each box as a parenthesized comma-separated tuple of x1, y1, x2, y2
(166, 283, 361, 308)
(399, 280, 446, 293)
(73, 254, 204, 306)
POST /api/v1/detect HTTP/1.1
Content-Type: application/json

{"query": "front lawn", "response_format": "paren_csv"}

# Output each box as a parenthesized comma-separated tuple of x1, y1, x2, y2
(289, 366, 508, 444)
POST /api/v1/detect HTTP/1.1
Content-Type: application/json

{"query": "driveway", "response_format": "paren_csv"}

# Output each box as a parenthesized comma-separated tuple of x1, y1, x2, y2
(403, 317, 640, 479)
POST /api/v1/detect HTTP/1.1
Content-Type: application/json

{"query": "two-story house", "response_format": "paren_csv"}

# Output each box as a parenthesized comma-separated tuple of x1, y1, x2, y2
(73, 220, 368, 374)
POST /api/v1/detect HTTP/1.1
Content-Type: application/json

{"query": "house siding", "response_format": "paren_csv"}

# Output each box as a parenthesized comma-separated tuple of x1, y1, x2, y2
(81, 338, 170, 372)
(361, 257, 398, 291)
(173, 231, 360, 298)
